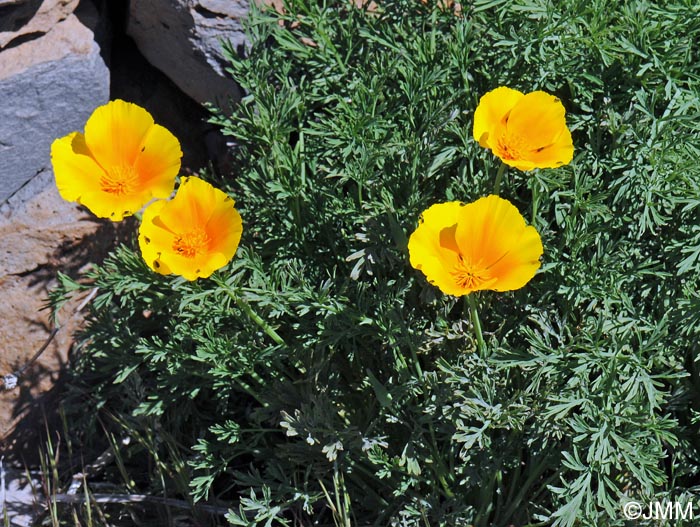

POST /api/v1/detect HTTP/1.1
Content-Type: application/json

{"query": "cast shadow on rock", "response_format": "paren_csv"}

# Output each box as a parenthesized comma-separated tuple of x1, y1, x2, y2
(1, 338, 68, 463)
(22, 215, 137, 288)
(1, 215, 136, 465)
(0, 0, 42, 35)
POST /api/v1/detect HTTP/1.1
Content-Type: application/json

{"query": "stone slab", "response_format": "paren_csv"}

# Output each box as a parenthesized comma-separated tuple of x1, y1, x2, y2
(0, 3, 109, 204)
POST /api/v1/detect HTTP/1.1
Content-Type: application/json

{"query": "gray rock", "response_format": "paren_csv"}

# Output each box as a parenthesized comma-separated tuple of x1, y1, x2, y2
(0, 0, 111, 455)
(0, 0, 109, 204)
(127, 0, 243, 106)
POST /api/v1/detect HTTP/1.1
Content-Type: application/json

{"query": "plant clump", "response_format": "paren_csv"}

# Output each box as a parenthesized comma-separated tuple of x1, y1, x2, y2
(51, 0, 700, 526)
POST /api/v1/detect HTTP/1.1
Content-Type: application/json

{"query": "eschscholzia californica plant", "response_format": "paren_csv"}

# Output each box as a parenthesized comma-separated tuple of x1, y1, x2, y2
(50, 100, 182, 221)
(409, 195, 543, 356)
(138, 176, 243, 281)
(473, 87, 573, 171)
(408, 195, 543, 296)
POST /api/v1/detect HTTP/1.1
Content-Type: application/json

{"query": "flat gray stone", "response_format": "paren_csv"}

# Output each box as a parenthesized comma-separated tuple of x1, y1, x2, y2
(0, 1, 109, 204)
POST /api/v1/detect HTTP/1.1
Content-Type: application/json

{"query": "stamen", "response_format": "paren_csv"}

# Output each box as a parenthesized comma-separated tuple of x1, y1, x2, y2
(100, 164, 138, 195)
(495, 132, 526, 162)
(451, 254, 492, 291)
(172, 229, 210, 259)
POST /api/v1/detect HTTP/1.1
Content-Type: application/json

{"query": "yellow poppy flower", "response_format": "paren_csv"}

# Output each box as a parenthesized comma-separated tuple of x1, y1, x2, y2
(473, 87, 573, 171)
(408, 196, 543, 296)
(50, 100, 182, 221)
(138, 176, 243, 281)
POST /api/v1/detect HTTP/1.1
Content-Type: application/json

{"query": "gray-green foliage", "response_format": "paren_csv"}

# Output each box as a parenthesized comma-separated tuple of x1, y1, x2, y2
(59, 0, 700, 525)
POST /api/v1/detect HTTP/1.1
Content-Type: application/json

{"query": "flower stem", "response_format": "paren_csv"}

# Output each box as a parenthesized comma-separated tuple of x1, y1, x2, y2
(236, 295, 286, 347)
(409, 345, 424, 379)
(220, 285, 286, 347)
(428, 421, 455, 499)
(234, 377, 268, 407)
(493, 163, 507, 195)
(531, 178, 540, 226)
(466, 294, 486, 357)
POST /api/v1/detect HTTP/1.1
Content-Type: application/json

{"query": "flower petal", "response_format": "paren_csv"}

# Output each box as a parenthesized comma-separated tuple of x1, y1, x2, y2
(76, 190, 146, 221)
(454, 195, 542, 292)
(501, 157, 537, 171)
(157, 176, 218, 228)
(84, 100, 155, 169)
(51, 132, 104, 203)
(474, 87, 574, 171)
(507, 91, 568, 151)
(139, 200, 173, 275)
(408, 202, 467, 296)
(473, 87, 524, 148)
(138, 176, 243, 281)
(133, 123, 182, 199)
(454, 195, 524, 267)
(525, 125, 574, 169)
(207, 199, 243, 255)
(487, 226, 543, 291)
(188, 252, 230, 280)
(409, 196, 543, 296)
(52, 100, 182, 221)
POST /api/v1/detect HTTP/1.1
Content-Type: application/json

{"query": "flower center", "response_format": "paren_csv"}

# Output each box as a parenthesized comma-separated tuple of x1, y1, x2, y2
(451, 255, 492, 291)
(172, 229, 210, 259)
(101, 164, 138, 195)
(495, 132, 525, 162)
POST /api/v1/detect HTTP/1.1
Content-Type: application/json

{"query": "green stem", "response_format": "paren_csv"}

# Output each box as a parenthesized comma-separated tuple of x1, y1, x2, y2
(500, 453, 554, 524)
(428, 421, 455, 499)
(233, 376, 268, 407)
(409, 345, 424, 379)
(531, 177, 540, 226)
(493, 163, 507, 195)
(467, 294, 486, 357)
(474, 467, 498, 526)
(221, 285, 286, 347)
(236, 294, 286, 347)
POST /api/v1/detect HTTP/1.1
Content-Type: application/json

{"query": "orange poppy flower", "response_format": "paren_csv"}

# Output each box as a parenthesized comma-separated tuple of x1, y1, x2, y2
(473, 87, 573, 171)
(408, 196, 543, 296)
(138, 176, 243, 281)
(50, 100, 182, 220)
